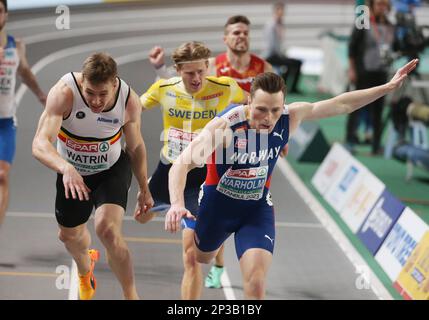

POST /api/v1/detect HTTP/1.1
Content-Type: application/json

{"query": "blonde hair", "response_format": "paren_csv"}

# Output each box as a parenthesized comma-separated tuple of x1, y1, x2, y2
(172, 41, 211, 66)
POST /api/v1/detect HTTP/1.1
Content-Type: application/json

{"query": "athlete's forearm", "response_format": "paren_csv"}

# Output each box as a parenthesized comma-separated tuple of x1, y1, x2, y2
(127, 141, 150, 191)
(311, 83, 391, 119)
(20, 68, 45, 100)
(168, 163, 189, 207)
(154, 64, 176, 79)
(32, 138, 71, 174)
(331, 83, 391, 114)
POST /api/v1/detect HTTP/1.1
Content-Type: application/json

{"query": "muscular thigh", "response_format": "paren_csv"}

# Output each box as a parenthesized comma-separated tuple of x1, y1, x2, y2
(234, 204, 275, 260)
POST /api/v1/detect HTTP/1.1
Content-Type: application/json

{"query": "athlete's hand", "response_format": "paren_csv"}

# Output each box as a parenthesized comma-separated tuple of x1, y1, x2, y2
(348, 67, 356, 85)
(165, 205, 195, 233)
(387, 59, 419, 91)
(143, 188, 154, 213)
(62, 163, 91, 201)
(280, 144, 289, 158)
(149, 46, 165, 69)
(134, 188, 154, 223)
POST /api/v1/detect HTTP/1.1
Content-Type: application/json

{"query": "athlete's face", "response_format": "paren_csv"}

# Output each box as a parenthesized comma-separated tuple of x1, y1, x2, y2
(248, 89, 284, 133)
(177, 60, 208, 94)
(224, 23, 249, 55)
(274, 6, 284, 23)
(0, 4, 8, 32)
(372, 0, 390, 17)
(82, 78, 117, 113)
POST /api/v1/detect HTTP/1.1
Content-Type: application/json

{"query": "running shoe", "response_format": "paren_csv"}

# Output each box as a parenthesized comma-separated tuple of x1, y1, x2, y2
(78, 249, 100, 300)
(205, 265, 224, 289)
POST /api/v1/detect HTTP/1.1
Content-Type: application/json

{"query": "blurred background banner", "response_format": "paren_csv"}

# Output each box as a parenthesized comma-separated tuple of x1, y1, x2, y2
(9, 0, 103, 10)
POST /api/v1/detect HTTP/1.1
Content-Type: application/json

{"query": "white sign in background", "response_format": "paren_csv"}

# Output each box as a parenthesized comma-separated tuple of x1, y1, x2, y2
(311, 143, 352, 196)
(375, 208, 429, 281)
(340, 172, 385, 234)
(323, 157, 367, 213)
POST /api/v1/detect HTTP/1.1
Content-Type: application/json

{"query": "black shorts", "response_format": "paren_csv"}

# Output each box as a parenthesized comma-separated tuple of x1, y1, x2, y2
(55, 151, 132, 228)
(149, 161, 206, 216)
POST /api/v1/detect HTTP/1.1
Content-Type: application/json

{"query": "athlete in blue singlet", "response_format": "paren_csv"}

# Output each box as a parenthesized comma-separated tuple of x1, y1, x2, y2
(196, 102, 289, 259)
(166, 61, 418, 299)
(0, 0, 46, 226)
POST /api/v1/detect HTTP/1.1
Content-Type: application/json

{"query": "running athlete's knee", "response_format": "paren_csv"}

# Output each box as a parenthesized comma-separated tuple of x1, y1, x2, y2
(0, 169, 9, 186)
(244, 273, 265, 299)
(183, 245, 199, 270)
(58, 229, 83, 244)
(95, 223, 119, 246)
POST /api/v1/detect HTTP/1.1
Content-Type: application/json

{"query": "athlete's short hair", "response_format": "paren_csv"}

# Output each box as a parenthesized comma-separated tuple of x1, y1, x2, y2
(172, 41, 211, 66)
(0, 0, 7, 12)
(273, 2, 285, 11)
(224, 15, 250, 34)
(368, 0, 391, 12)
(250, 72, 286, 98)
(82, 52, 117, 85)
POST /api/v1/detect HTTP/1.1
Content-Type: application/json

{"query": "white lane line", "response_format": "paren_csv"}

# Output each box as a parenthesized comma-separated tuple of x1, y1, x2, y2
(21, 18, 266, 45)
(276, 158, 393, 300)
(9, 3, 378, 32)
(221, 269, 236, 300)
(15, 31, 228, 106)
(275, 221, 323, 228)
(68, 260, 78, 300)
(7, 212, 322, 229)
(7, 5, 272, 30)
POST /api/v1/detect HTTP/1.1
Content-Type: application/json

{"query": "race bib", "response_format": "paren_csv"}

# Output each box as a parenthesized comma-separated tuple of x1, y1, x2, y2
(0, 71, 13, 95)
(167, 127, 198, 161)
(216, 166, 268, 200)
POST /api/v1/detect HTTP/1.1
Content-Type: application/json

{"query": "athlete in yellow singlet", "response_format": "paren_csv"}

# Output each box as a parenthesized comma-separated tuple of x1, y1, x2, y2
(141, 75, 244, 163)
(134, 41, 246, 300)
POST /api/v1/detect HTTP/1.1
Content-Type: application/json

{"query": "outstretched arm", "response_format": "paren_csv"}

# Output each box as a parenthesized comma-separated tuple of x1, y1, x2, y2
(288, 59, 419, 134)
(16, 39, 47, 106)
(165, 117, 230, 233)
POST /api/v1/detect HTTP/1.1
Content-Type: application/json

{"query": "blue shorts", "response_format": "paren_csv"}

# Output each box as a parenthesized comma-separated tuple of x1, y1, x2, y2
(195, 185, 275, 260)
(148, 161, 205, 230)
(0, 118, 17, 164)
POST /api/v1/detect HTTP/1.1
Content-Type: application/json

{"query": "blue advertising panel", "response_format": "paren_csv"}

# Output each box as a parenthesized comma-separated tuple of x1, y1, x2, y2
(357, 190, 405, 255)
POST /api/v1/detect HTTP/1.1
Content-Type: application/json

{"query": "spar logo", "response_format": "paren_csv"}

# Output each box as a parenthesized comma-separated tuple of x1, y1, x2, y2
(66, 140, 110, 153)
(99, 142, 110, 152)
(227, 167, 267, 179)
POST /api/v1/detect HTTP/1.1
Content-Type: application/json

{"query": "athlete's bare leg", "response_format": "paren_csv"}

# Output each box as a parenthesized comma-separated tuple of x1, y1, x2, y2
(214, 244, 225, 267)
(58, 223, 92, 276)
(0, 161, 11, 226)
(95, 204, 139, 300)
(181, 228, 203, 299)
(195, 243, 219, 264)
(239, 248, 272, 299)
